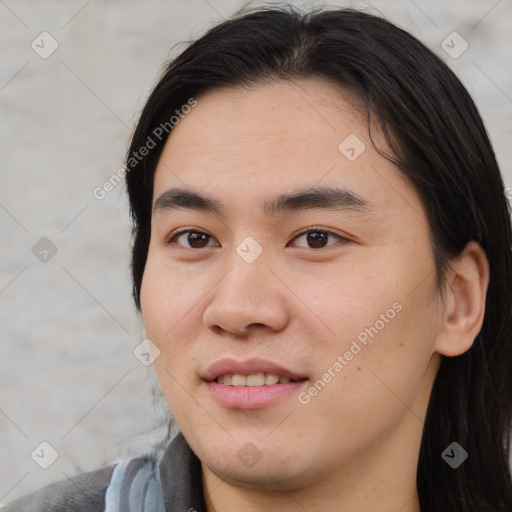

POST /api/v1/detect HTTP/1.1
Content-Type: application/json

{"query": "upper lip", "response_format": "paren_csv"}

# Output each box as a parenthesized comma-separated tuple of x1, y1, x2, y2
(202, 357, 308, 382)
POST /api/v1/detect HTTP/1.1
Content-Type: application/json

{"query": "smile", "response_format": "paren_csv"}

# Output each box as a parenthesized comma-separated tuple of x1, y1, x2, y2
(215, 373, 304, 386)
(206, 377, 308, 409)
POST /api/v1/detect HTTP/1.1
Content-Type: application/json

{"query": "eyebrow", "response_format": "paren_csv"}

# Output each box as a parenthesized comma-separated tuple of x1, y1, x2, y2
(153, 186, 374, 217)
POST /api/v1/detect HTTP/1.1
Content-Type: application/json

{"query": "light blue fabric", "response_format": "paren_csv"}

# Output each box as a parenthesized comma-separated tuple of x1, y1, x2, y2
(104, 457, 166, 512)
(104, 459, 130, 512)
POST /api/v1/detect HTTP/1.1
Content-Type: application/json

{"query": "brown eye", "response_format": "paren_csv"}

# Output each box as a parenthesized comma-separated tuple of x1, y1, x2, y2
(168, 230, 216, 249)
(291, 229, 345, 249)
(306, 231, 328, 249)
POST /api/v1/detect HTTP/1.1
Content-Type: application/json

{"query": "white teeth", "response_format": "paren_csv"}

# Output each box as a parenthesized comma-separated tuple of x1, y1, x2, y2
(232, 375, 247, 386)
(246, 373, 265, 386)
(265, 374, 279, 385)
(216, 373, 297, 386)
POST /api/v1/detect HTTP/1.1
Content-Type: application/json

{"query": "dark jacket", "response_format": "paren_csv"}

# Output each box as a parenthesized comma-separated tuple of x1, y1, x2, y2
(1, 432, 207, 511)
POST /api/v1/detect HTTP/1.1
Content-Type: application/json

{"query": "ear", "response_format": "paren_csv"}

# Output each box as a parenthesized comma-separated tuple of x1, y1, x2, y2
(434, 241, 490, 357)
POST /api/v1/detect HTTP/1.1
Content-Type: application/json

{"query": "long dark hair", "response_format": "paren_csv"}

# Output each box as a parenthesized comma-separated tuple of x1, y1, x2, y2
(124, 4, 512, 510)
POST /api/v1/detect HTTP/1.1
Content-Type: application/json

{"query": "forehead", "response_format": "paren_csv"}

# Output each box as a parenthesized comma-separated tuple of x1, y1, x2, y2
(162, 78, 366, 154)
(152, 78, 424, 221)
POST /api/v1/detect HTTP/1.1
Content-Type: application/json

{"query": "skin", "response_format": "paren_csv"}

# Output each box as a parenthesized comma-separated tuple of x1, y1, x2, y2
(140, 78, 489, 512)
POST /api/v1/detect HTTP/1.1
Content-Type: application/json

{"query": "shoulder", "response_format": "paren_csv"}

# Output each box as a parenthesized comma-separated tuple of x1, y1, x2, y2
(1, 455, 162, 512)
(1, 462, 117, 512)
(1, 434, 199, 512)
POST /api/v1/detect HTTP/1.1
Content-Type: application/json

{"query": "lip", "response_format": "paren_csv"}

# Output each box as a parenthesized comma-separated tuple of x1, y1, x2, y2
(206, 380, 307, 409)
(202, 357, 307, 382)
(202, 357, 308, 410)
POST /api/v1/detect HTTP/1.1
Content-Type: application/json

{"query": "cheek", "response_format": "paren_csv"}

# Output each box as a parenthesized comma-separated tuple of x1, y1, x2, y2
(289, 256, 400, 346)
(140, 254, 202, 386)
(140, 262, 163, 337)
(297, 247, 439, 396)
(140, 264, 185, 414)
(140, 265, 185, 356)
(140, 253, 188, 339)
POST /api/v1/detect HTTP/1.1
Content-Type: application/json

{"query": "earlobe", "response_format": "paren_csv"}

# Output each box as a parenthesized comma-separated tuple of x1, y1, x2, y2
(434, 241, 490, 357)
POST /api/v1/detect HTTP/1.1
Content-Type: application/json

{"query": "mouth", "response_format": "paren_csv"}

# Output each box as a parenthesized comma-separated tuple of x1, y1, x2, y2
(203, 356, 307, 382)
(214, 373, 306, 386)
(203, 358, 309, 409)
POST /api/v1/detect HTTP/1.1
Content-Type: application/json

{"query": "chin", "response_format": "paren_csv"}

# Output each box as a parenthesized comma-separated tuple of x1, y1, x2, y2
(197, 437, 318, 490)
(205, 457, 306, 492)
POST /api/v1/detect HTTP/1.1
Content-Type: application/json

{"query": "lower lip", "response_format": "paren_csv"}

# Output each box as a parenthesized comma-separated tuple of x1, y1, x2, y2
(205, 380, 308, 409)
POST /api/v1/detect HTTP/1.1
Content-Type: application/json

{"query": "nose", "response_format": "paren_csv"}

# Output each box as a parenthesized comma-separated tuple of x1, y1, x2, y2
(202, 253, 289, 338)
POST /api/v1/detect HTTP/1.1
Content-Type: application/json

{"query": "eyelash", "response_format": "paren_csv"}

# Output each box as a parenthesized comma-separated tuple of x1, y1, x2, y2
(166, 227, 348, 250)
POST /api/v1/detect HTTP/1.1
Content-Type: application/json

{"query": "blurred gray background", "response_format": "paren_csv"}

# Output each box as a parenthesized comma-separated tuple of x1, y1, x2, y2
(1, 0, 511, 505)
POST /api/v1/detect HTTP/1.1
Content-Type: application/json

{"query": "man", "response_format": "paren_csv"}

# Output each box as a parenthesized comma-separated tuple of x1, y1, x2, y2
(4, 5, 511, 511)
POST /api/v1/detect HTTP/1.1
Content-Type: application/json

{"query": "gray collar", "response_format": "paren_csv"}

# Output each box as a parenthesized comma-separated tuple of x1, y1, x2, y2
(159, 432, 207, 511)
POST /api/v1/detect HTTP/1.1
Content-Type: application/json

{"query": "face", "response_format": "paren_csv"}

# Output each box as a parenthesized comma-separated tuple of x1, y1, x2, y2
(140, 78, 445, 491)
